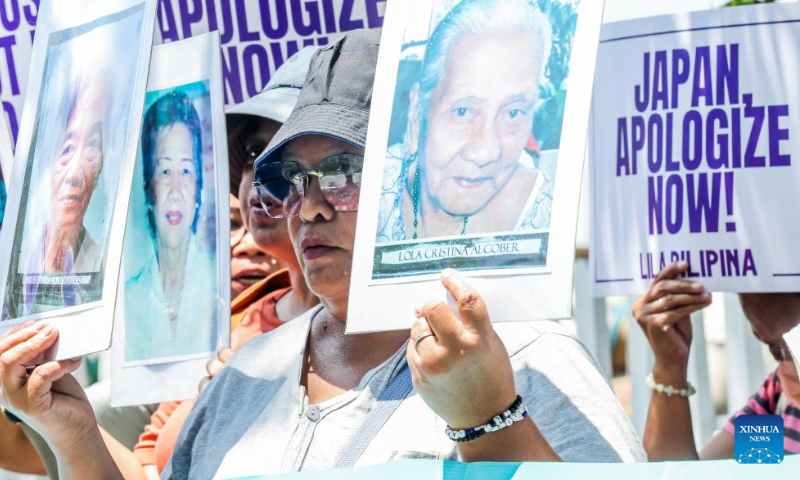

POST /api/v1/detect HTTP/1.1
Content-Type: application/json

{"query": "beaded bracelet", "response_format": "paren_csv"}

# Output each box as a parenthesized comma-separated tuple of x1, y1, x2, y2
(445, 395, 528, 443)
(645, 373, 697, 397)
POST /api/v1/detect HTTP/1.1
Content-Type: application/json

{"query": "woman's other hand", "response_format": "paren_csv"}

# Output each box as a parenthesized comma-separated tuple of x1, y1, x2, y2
(632, 261, 712, 380)
(0, 322, 95, 452)
(407, 269, 517, 430)
(198, 347, 234, 393)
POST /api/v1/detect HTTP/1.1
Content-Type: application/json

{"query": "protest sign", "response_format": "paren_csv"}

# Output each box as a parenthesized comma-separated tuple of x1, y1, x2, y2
(112, 32, 230, 406)
(0, 0, 158, 360)
(154, 0, 385, 106)
(348, 0, 604, 332)
(590, 3, 800, 297)
(0, 0, 36, 147)
(1, 0, 385, 127)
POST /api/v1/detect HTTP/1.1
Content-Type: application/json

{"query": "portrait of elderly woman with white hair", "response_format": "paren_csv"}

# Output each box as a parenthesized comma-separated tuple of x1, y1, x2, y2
(378, 0, 567, 242)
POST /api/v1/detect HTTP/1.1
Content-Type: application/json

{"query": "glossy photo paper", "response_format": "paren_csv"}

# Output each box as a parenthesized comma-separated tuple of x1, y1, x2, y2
(349, 0, 604, 332)
(112, 32, 230, 406)
(0, 0, 158, 360)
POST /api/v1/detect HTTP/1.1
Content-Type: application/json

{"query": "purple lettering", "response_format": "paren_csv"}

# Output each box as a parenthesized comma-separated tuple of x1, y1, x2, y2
(671, 49, 690, 109)
(243, 43, 269, 97)
(648, 175, 663, 235)
(616, 117, 629, 176)
(647, 114, 663, 173)
(768, 104, 790, 167)
(0, 0, 20, 31)
(716, 44, 739, 105)
(290, 0, 322, 36)
(706, 108, 729, 169)
(178, 0, 203, 38)
(365, 0, 385, 28)
(221, 45, 243, 104)
(686, 173, 721, 233)
(635, 52, 650, 113)
(682, 110, 702, 171)
(691, 46, 712, 107)
(259, 0, 289, 39)
(651, 51, 668, 110)
(0, 35, 19, 95)
(666, 174, 683, 234)
(339, 0, 364, 31)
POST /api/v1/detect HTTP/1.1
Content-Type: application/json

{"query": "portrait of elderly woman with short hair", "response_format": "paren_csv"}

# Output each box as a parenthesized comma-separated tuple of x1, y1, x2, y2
(124, 90, 216, 363)
(13, 74, 110, 317)
(378, 0, 557, 242)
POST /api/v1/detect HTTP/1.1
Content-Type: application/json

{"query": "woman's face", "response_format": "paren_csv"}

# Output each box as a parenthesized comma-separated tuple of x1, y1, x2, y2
(418, 31, 542, 216)
(741, 293, 800, 404)
(285, 136, 361, 302)
(230, 194, 276, 299)
(235, 118, 286, 249)
(50, 84, 106, 231)
(152, 123, 197, 250)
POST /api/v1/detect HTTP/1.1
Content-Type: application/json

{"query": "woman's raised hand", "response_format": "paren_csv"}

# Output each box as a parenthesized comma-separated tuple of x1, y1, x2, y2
(632, 261, 712, 377)
(0, 322, 96, 452)
(407, 269, 517, 430)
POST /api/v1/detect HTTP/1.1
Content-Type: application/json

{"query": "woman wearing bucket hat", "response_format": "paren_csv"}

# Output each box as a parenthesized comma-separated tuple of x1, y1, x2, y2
(0, 31, 643, 479)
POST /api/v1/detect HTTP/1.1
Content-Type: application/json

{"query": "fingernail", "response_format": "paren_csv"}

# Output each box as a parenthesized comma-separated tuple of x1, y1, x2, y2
(41, 325, 54, 336)
(662, 325, 670, 332)
(692, 283, 703, 290)
(678, 261, 688, 268)
(34, 322, 47, 332)
(441, 268, 456, 280)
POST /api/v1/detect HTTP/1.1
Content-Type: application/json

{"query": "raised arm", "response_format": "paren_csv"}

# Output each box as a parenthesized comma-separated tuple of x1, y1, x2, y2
(632, 261, 712, 461)
(407, 269, 560, 463)
(0, 322, 122, 480)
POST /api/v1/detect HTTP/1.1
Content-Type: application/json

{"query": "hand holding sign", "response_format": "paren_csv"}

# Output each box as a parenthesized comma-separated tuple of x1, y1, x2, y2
(0, 323, 91, 452)
(632, 261, 711, 381)
(407, 269, 517, 429)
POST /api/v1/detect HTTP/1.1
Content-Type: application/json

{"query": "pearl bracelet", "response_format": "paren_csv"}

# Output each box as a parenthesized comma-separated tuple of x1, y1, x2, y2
(445, 395, 528, 443)
(645, 373, 696, 397)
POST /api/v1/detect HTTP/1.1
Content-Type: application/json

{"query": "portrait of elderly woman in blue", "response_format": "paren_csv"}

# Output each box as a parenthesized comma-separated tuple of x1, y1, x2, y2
(378, 0, 574, 243)
(124, 89, 216, 363)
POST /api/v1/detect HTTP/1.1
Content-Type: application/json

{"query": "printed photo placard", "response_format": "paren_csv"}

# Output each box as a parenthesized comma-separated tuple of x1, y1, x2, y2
(0, 0, 159, 360)
(111, 32, 230, 407)
(349, 0, 605, 332)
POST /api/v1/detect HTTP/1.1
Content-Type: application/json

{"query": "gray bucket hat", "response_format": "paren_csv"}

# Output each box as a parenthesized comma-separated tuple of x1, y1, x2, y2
(226, 46, 317, 194)
(254, 29, 381, 171)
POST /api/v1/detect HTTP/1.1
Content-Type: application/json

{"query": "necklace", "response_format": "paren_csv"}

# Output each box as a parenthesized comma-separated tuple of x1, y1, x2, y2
(411, 163, 468, 240)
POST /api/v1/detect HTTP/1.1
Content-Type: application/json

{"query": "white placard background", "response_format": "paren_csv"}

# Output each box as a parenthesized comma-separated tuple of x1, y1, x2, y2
(591, 3, 800, 297)
(348, 0, 606, 332)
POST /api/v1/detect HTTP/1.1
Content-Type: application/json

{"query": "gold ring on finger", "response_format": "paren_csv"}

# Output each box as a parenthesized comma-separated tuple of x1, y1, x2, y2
(414, 331, 435, 349)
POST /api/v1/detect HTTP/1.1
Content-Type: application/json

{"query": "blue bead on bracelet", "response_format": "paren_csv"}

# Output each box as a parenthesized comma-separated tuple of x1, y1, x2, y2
(445, 395, 528, 442)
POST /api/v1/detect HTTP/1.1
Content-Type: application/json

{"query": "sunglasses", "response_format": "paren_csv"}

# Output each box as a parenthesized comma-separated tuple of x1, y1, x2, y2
(252, 153, 363, 218)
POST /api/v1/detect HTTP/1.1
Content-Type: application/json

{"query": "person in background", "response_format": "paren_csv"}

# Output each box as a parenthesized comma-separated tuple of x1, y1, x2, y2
(633, 261, 800, 460)
(230, 193, 280, 300)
